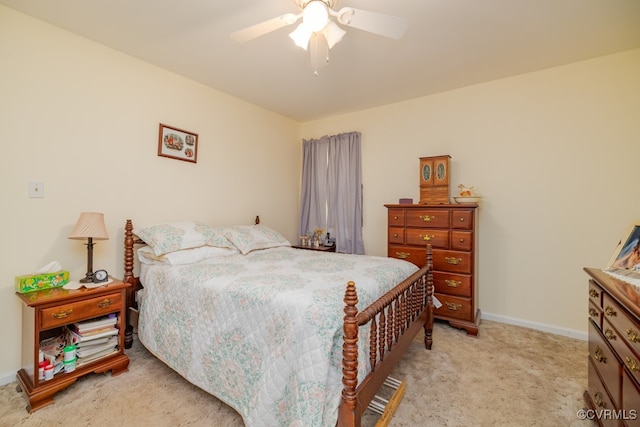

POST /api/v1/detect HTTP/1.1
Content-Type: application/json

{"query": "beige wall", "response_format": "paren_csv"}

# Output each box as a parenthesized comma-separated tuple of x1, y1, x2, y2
(0, 7, 301, 380)
(2, 4, 640, 384)
(302, 48, 640, 338)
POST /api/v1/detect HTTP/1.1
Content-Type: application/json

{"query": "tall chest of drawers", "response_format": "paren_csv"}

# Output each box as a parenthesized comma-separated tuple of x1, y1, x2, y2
(385, 204, 480, 335)
(584, 268, 640, 426)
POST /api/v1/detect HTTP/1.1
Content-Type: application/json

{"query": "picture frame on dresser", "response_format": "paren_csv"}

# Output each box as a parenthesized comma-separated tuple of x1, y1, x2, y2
(607, 221, 640, 274)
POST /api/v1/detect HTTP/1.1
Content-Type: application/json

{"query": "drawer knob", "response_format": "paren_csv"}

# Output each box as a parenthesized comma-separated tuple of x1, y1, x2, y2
(444, 302, 462, 311)
(51, 309, 73, 319)
(445, 257, 462, 265)
(419, 215, 434, 222)
(626, 357, 640, 373)
(627, 329, 640, 343)
(459, 238, 465, 243)
(593, 391, 606, 408)
(458, 217, 465, 222)
(395, 251, 410, 259)
(589, 289, 599, 298)
(445, 279, 461, 288)
(393, 233, 399, 238)
(593, 346, 607, 363)
(97, 298, 114, 308)
(393, 216, 399, 220)
(420, 234, 434, 241)
(605, 306, 617, 317)
(588, 308, 598, 317)
(604, 328, 617, 340)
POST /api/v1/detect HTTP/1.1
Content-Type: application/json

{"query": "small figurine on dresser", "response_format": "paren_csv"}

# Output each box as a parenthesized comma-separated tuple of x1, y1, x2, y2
(453, 184, 482, 204)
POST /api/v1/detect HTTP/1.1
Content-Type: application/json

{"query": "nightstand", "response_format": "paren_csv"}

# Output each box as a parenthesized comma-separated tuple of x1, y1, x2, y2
(15, 278, 130, 413)
(291, 244, 336, 252)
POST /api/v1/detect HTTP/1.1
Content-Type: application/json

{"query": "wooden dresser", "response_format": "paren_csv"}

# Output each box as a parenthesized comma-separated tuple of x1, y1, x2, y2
(385, 204, 480, 335)
(584, 268, 640, 426)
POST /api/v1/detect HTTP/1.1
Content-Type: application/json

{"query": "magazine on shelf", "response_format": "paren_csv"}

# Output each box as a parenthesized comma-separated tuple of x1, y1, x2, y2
(74, 335, 114, 348)
(76, 337, 118, 358)
(66, 326, 118, 344)
(72, 315, 117, 333)
(76, 348, 119, 366)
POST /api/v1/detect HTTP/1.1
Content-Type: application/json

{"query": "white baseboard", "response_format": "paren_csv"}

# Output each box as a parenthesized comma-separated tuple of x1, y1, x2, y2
(481, 311, 588, 341)
(0, 370, 16, 387)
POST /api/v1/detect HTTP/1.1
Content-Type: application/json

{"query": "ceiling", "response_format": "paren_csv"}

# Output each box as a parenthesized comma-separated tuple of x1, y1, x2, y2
(2, 0, 640, 121)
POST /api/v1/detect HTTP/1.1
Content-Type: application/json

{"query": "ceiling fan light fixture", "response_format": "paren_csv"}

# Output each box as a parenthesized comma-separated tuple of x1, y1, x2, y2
(323, 21, 345, 49)
(303, 1, 329, 32)
(289, 23, 312, 50)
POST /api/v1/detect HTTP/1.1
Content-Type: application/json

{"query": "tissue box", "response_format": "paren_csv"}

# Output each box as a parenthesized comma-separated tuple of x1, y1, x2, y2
(15, 271, 69, 293)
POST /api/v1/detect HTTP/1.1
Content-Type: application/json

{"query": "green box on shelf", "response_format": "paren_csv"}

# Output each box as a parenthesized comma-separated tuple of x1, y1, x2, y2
(15, 271, 69, 293)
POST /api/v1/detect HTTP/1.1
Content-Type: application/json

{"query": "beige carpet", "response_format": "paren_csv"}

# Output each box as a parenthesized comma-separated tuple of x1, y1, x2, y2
(1, 320, 591, 427)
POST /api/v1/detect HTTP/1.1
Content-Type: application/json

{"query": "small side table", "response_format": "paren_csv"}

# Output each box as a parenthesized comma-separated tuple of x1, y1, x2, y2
(15, 278, 130, 413)
(291, 244, 336, 253)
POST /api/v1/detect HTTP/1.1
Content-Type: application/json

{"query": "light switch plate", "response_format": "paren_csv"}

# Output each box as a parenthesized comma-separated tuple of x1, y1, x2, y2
(29, 181, 44, 198)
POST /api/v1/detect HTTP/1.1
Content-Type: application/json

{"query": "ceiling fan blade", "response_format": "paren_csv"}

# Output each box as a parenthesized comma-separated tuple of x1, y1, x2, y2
(230, 13, 300, 43)
(335, 7, 409, 40)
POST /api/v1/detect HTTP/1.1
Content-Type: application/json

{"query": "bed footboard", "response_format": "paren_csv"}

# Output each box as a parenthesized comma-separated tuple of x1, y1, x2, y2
(338, 246, 433, 427)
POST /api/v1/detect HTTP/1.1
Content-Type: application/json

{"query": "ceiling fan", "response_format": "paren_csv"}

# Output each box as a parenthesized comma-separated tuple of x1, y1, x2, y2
(230, 0, 409, 73)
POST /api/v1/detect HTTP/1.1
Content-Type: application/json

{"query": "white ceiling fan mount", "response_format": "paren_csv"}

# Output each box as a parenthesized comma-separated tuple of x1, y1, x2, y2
(230, 0, 409, 73)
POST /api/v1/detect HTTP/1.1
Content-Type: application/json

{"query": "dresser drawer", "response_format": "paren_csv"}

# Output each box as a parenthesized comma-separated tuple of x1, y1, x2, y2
(450, 210, 473, 230)
(451, 231, 473, 251)
(388, 245, 426, 268)
(433, 272, 471, 298)
(406, 229, 449, 249)
(622, 370, 640, 426)
(603, 294, 640, 361)
(589, 300, 602, 329)
(406, 210, 450, 228)
(388, 209, 405, 227)
(589, 280, 603, 308)
(434, 293, 472, 321)
(388, 227, 405, 244)
(589, 320, 621, 405)
(588, 356, 619, 425)
(40, 292, 122, 330)
(433, 250, 472, 274)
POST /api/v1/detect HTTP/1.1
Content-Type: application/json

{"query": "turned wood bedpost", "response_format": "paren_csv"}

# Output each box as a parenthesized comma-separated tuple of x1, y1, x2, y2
(123, 219, 135, 349)
(339, 281, 359, 427)
(424, 245, 434, 350)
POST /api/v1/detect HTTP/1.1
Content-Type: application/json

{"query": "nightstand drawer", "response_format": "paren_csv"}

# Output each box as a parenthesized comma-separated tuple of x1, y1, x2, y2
(40, 292, 122, 330)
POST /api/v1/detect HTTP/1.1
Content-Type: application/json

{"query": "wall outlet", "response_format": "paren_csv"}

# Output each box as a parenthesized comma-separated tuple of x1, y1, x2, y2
(29, 181, 44, 198)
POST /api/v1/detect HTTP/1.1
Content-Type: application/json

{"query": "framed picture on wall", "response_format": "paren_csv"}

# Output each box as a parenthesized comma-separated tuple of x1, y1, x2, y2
(158, 123, 198, 163)
(606, 221, 640, 280)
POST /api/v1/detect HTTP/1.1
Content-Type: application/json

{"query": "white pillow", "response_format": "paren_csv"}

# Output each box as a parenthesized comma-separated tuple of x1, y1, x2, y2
(137, 245, 237, 265)
(134, 221, 234, 256)
(220, 225, 291, 255)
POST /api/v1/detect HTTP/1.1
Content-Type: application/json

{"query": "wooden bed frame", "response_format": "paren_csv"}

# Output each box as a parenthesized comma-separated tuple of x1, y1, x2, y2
(121, 218, 433, 427)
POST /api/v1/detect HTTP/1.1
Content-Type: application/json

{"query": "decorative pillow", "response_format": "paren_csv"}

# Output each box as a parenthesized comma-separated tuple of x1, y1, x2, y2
(137, 245, 238, 265)
(220, 225, 291, 254)
(134, 221, 234, 256)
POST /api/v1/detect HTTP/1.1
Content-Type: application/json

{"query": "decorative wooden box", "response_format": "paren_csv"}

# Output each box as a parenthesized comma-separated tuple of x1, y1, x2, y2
(419, 155, 450, 204)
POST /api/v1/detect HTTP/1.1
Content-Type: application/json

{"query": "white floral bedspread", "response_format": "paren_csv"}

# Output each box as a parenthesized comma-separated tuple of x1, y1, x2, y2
(138, 247, 419, 427)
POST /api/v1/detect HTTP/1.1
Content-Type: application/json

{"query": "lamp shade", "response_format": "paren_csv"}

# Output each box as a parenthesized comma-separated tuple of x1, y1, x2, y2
(68, 212, 109, 240)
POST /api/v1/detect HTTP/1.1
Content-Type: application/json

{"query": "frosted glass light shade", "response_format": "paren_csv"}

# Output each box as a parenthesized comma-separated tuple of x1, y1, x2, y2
(303, 1, 329, 32)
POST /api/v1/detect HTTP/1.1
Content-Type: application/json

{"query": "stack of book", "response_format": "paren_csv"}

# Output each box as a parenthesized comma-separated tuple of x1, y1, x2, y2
(65, 315, 119, 366)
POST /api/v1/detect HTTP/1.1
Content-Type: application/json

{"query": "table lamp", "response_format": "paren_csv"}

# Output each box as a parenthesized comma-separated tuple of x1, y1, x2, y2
(68, 212, 109, 283)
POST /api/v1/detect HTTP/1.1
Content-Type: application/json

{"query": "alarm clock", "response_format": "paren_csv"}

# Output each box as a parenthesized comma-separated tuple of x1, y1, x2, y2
(93, 269, 109, 283)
